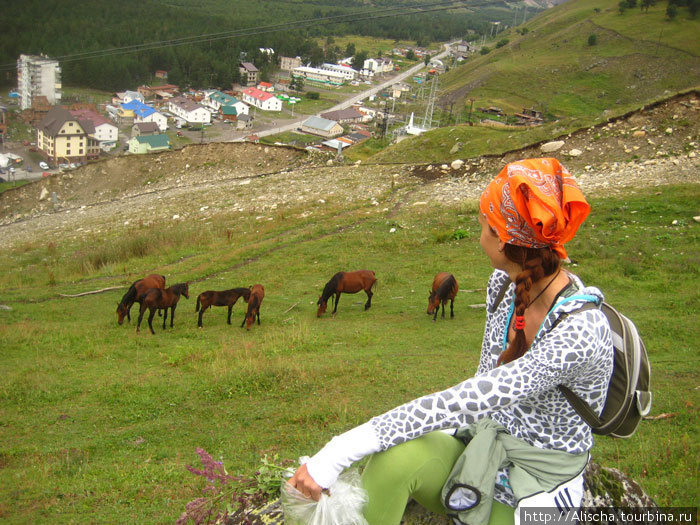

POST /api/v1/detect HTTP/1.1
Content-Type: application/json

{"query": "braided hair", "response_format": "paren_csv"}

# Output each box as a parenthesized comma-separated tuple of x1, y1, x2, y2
(497, 244, 561, 366)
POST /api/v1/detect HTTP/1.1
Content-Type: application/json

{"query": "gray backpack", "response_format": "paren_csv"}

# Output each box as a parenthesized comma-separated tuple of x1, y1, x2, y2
(555, 299, 652, 438)
(493, 282, 653, 438)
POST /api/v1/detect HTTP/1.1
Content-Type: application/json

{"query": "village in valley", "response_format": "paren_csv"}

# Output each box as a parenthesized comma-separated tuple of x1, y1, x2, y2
(0, 38, 546, 181)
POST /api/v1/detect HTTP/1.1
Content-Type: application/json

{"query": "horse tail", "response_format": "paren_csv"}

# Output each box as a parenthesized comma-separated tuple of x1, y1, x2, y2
(195, 295, 201, 312)
(370, 273, 378, 293)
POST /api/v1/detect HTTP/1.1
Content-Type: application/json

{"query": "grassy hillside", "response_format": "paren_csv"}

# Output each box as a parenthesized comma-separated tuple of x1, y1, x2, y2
(0, 178, 698, 522)
(359, 0, 700, 163)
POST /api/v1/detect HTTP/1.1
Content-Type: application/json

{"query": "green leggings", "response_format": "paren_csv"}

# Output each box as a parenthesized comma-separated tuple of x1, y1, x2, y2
(361, 431, 514, 525)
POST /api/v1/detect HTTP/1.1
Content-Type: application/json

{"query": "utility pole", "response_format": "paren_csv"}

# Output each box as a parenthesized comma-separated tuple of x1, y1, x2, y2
(467, 98, 474, 126)
(422, 73, 438, 129)
(381, 98, 389, 141)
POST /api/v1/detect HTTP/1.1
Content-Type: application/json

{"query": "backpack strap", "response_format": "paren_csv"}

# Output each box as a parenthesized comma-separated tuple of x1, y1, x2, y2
(558, 384, 604, 429)
(546, 297, 607, 430)
(487, 277, 511, 314)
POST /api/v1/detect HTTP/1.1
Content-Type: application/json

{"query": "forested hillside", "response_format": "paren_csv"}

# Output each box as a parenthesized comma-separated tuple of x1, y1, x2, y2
(0, 0, 535, 91)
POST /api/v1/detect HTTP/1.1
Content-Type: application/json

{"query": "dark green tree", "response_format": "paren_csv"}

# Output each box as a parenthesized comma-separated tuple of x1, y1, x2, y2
(351, 50, 368, 71)
(588, 34, 598, 45)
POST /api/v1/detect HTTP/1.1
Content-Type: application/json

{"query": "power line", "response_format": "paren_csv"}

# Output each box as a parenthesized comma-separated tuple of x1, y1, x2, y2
(0, 0, 487, 72)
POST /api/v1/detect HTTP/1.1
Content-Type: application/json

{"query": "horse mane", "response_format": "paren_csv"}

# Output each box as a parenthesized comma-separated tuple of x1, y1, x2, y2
(436, 274, 456, 301)
(120, 283, 138, 306)
(320, 272, 344, 303)
(232, 287, 252, 300)
(171, 283, 188, 295)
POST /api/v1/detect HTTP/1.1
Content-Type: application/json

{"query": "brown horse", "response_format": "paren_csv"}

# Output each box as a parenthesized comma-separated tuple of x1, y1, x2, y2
(317, 270, 376, 317)
(136, 283, 189, 334)
(427, 272, 459, 321)
(195, 287, 251, 328)
(242, 284, 265, 330)
(116, 274, 166, 324)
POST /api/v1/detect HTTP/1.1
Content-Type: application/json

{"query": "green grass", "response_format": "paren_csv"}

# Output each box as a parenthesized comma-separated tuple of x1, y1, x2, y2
(0, 181, 697, 523)
(260, 131, 319, 146)
(0, 180, 32, 194)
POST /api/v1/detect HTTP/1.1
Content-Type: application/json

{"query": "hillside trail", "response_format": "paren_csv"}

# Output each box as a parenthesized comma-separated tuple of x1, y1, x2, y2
(0, 92, 697, 253)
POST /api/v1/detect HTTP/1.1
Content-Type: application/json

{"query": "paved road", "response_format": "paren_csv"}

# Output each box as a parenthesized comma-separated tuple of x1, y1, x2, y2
(238, 42, 454, 141)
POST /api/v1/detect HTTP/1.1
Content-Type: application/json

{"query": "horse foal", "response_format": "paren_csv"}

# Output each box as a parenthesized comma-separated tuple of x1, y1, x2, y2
(137, 283, 189, 334)
(242, 284, 265, 330)
(195, 287, 251, 328)
(427, 273, 458, 321)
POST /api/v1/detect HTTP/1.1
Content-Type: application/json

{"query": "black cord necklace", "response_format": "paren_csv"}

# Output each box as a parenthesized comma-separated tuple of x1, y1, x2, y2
(527, 269, 561, 309)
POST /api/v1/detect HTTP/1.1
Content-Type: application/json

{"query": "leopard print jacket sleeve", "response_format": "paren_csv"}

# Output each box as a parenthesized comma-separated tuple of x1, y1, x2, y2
(370, 270, 614, 454)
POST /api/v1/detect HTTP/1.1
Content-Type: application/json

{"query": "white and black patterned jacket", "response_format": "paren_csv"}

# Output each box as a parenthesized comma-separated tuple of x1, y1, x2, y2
(306, 270, 614, 490)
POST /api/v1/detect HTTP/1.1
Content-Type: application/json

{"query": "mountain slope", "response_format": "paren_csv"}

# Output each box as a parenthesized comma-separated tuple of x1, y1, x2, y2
(368, 0, 700, 163)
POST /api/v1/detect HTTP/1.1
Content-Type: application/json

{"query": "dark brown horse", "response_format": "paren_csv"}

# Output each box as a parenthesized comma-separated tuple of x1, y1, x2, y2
(116, 274, 166, 325)
(136, 283, 189, 334)
(242, 284, 265, 330)
(195, 287, 251, 328)
(427, 272, 459, 321)
(317, 270, 376, 317)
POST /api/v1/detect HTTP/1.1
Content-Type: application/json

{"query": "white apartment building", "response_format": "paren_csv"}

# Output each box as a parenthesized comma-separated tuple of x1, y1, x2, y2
(70, 109, 119, 150)
(320, 63, 357, 81)
(17, 54, 62, 110)
(291, 66, 345, 86)
(168, 97, 211, 124)
(241, 87, 282, 112)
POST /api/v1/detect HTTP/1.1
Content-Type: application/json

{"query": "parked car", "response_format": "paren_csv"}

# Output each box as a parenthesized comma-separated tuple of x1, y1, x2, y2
(39, 161, 49, 170)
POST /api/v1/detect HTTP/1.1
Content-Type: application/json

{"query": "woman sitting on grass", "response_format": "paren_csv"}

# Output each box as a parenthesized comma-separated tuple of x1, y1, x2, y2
(288, 158, 614, 525)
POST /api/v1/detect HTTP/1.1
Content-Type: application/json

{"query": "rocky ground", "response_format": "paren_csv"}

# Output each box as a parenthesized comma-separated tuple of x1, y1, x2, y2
(0, 92, 697, 251)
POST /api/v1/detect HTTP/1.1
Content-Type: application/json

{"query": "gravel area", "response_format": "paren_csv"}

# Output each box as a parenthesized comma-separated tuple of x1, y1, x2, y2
(0, 93, 697, 251)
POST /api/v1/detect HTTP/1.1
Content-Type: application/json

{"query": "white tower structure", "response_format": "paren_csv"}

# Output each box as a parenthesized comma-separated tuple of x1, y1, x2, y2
(17, 54, 62, 110)
(422, 73, 438, 129)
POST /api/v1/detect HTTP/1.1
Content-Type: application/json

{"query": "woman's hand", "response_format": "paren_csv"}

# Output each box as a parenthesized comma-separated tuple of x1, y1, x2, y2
(287, 463, 323, 501)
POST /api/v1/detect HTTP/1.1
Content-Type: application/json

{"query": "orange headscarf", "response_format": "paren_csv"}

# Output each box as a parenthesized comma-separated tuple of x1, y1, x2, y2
(479, 158, 590, 259)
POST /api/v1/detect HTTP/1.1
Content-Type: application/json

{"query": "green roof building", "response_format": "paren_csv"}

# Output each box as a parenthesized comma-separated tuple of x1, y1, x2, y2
(128, 134, 170, 154)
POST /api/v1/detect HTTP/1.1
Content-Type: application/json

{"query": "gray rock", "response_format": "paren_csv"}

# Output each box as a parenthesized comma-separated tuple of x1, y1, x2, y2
(540, 140, 565, 153)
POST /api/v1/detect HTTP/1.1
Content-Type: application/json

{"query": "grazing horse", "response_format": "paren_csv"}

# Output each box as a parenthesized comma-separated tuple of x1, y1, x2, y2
(427, 272, 459, 321)
(317, 270, 376, 317)
(116, 274, 166, 325)
(136, 283, 189, 334)
(195, 287, 251, 328)
(242, 284, 265, 330)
